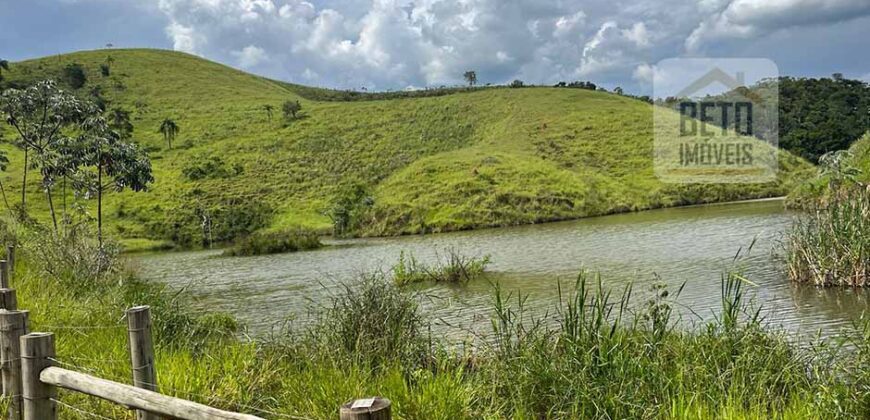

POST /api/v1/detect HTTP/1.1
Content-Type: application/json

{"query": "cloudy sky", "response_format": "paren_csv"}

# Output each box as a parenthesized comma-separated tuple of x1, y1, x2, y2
(1, 0, 869, 94)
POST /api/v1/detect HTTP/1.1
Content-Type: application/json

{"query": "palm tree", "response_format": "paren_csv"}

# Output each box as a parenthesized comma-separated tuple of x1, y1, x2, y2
(158, 118, 179, 149)
(463, 70, 477, 87)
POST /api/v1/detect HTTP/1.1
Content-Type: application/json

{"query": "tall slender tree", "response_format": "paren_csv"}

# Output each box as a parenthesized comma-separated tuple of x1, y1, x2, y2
(158, 118, 179, 149)
(463, 70, 477, 87)
(78, 117, 153, 245)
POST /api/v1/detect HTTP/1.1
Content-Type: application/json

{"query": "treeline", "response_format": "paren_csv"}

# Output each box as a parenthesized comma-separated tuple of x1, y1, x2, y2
(657, 75, 870, 163)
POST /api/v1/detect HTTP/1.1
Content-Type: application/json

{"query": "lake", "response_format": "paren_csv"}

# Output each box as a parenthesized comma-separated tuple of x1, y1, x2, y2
(134, 199, 869, 340)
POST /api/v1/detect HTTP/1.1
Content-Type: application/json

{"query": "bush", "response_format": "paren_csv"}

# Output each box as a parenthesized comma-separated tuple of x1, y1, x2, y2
(182, 155, 243, 181)
(62, 63, 87, 89)
(392, 248, 491, 286)
(223, 228, 323, 257)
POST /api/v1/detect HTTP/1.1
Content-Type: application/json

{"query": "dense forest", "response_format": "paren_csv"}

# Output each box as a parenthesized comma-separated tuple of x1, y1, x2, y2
(657, 75, 870, 163)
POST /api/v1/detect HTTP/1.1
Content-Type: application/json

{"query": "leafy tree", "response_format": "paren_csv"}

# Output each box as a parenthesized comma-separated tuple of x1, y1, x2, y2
(0, 80, 94, 228)
(62, 63, 87, 89)
(262, 104, 274, 120)
(614, 87, 624, 95)
(282, 100, 302, 120)
(509, 79, 525, 88)
(327, 183, 373, 236)
(76, 116, 153, 245)
(108, 108, 133, 139)
(158, 118, 179, 149)
(463, 71, 477, 87)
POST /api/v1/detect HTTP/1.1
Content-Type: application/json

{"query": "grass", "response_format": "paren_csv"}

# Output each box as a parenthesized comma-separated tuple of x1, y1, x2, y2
(0, 49, 813, 247)
(391, 249, 490, 286)
(222, 228, 323, 257)
(4, 219, 870, 418)
(784, 132, 870, 286)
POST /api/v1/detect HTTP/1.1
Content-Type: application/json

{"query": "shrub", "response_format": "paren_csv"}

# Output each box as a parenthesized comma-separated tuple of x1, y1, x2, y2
(182, 155, 243, 181)
(62, 63, 87, 89)
(223, 228, 323, 257)
(392, 248, 490, 286)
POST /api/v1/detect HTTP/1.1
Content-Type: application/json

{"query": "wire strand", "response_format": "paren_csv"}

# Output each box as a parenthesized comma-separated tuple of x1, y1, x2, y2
(51, 398, 115, 420)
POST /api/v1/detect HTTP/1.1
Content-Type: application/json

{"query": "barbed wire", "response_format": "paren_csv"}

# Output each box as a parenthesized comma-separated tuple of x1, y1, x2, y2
(51, 398, 116, 420)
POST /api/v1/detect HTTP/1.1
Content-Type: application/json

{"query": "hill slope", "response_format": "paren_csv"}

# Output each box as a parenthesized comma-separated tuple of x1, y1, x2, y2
(0, 49, 812, 248)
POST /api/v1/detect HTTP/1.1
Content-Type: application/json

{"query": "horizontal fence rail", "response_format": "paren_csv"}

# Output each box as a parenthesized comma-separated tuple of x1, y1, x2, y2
(39, 366, 264, 420)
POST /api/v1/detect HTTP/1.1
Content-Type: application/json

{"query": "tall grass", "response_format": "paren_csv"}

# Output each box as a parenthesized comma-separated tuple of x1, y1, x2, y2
(391, 249, 490, 286)
(222, 228, 323, 257)
(784, 184, 870, 286)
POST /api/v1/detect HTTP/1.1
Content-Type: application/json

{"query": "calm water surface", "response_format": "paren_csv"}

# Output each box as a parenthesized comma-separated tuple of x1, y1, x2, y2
(134, 199, 869, 340)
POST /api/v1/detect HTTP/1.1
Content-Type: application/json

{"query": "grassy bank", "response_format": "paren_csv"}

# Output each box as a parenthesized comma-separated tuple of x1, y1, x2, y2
(0, 49, 813, 247)
(4, 222, 870, 418)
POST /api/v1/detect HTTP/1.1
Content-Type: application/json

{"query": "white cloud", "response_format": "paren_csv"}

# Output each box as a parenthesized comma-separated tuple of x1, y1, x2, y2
(232, 44, 268, 67)
(151, 0, 870, 93)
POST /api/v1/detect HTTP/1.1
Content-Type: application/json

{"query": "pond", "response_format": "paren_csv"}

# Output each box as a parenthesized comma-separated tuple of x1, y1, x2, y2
(134, 199, 869, 340)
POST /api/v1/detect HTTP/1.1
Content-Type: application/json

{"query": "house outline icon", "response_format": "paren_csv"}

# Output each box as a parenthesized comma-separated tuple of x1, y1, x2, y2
(675, 67, 764, 103)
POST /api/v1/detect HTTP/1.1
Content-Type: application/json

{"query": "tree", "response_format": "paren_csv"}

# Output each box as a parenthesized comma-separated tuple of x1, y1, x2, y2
(463, 71, 477, 87)
(108, 108, 133, 138)
(282, 100, 302, 120)
(62, 63, 87, 89)
(262, 104, 274, 120)
(509, 79, 525, 88)
(614, 87, 624, 95)
(77, 117, 153, 245)
(158, 118, 179, 149)
(0, 60, 8, 83)
(0, 80, 94, 228)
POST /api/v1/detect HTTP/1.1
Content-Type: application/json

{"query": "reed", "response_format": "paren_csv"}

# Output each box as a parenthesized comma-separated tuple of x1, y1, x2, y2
(391, 248, 490, 286)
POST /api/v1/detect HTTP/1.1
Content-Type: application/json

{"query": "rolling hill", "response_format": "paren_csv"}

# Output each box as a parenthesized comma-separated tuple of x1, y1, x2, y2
(0, 49, 813, 249)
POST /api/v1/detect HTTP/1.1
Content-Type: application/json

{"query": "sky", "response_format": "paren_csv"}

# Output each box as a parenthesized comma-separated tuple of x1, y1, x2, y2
(1, 0, 869, 94)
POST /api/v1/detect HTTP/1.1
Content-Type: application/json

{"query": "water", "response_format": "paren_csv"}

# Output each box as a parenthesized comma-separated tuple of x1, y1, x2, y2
(134, 199, 869, 340)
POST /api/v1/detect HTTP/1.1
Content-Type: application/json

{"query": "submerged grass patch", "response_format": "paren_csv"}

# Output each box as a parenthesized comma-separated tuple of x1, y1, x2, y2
(222, 228, 323, 257)
(391, 249, 490, 285)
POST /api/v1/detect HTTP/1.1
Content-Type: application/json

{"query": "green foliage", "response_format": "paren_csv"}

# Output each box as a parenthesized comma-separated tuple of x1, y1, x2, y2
(100, 63, 110, 77)
(62, 63, 87, 89)
(463, 70, 477, 87)
(327, 183, 374, 237)
(282, 99, 302, 120)
(392, 248, 490, 285)
(181, 155, 242, 181)
(509, 79, 524, 88)
(222, 227, 322, 256)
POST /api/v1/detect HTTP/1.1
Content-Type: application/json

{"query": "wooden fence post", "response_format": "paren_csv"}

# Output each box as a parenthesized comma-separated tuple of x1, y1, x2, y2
(5, 246, 13, 276)
(127, 306, 160, 420)
(340, 397, 392, 420)
(0, 261, 8, 289)
(0, 311, 27, 420)
(0, 290, 16, 311)
(20, 333, 56, 420)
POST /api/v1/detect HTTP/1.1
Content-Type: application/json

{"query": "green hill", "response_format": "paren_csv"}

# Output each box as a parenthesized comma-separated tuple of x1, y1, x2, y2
(0, 49, 812, 248)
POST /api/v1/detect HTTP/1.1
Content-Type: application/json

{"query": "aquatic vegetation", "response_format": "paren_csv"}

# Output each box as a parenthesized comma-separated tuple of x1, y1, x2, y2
(784, 184, 870, 286)
(222, 228, 323, 257)
(391, 248, 491, 285)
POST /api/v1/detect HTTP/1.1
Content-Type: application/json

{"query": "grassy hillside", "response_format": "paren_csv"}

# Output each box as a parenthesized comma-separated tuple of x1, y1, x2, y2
(0, 49, 812, 248)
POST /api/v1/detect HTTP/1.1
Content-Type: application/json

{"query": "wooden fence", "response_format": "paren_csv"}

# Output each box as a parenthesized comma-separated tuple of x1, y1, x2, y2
(0, 246, 392, 420)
